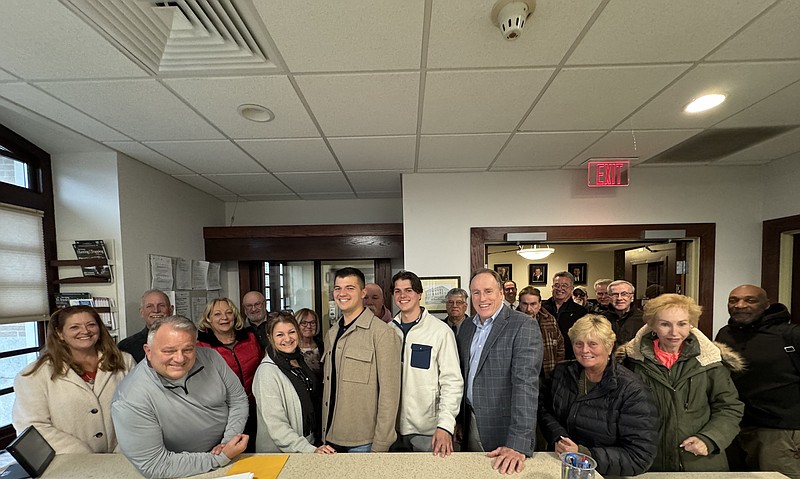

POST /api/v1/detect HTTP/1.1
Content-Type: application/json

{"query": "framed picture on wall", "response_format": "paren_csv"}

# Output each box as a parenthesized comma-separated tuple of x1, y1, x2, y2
(568, 263, 588, 285)
(419, 276, 461, 313)
(529, 264, 548, 285)
(493, 264, 512, 282)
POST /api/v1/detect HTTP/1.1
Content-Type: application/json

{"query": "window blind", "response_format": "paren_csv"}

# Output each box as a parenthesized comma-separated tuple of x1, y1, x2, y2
(0, 202, 48, 324)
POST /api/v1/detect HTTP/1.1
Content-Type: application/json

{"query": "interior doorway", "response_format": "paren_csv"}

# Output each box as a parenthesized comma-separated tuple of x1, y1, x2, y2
(762, 214, 800, 324)
(472, 223, 716, 335)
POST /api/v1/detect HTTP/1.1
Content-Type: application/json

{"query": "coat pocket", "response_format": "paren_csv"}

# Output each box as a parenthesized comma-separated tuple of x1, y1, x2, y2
(341, 347, 373, 383)
(410, 344, 432, 370)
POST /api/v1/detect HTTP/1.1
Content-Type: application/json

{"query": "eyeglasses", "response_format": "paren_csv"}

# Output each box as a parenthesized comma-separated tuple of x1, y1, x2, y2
(610, 292, 633, 298)
(299, 321, 316, 327)
(446, 301, 467, 307)
(244, 301, 265, 309)
(552, 283, 572, 289)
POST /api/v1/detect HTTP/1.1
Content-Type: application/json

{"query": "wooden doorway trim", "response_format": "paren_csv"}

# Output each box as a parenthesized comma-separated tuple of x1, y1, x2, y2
(470, 223, 716, 335)
(762, 214, 800, 324)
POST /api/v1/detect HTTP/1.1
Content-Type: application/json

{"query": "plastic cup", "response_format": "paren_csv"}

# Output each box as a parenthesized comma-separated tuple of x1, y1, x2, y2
(560, 452, 597, 479)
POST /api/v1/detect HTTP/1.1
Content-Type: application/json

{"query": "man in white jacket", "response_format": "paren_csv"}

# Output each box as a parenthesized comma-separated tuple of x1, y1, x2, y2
(390, 270, 463, 456)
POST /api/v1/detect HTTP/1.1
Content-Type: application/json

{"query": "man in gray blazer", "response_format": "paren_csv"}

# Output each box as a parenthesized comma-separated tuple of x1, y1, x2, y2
(457, 268, 543, 474)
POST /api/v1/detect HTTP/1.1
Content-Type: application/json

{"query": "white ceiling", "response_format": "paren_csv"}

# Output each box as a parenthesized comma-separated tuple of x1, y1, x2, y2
(0, 0, 798, 201)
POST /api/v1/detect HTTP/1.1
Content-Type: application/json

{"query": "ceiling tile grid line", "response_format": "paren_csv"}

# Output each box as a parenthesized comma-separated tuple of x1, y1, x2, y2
(412, 0, 434, 173)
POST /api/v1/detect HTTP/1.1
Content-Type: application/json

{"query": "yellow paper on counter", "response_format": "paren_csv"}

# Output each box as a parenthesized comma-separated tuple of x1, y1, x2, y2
(226, 455, 289, 479)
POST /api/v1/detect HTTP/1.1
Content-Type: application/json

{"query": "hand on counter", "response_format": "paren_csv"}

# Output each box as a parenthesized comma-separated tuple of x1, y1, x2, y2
(431, 429, 453, 457)
(315, 444, 337, 454)
(680, 436, 708, 456)
(220, 434, 249, 460)
(487, 446, 525, 474)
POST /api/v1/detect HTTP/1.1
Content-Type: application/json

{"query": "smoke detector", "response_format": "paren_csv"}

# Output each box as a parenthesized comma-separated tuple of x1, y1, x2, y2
(491, 0, 535, 40)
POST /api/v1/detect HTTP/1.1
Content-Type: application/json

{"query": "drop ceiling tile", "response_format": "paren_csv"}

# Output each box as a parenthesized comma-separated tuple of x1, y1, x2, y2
(521, 65, 690, 131)
(718, 80, 800, 128)
(37, 79, 223, 141)
(423, 69, 552, 134)
(274, 171, 353, 194)
(329, 136, 416, 171)
(714, 126, 800, 164)
(253, 0, 424, 72)
(493, 131, 605, 168)
(236, 138, 338, 173)
(0, 70, 16, 81)
(567, 0, 774, 65)
(296, 73, 419, 136)
(566, 129, 703, 167)
(144, 140, 264, 174)
(357, 191, 403, 199)
(628, 61, 800, 129)
(346, 171, 406, 193)
(709, 1, 800, 61)
(0, 0, 147, 79)
(217, 195, 245, 202)
(418, 134, 508, 169)
(0, 83, 128, 141)
(172, 175, 235, 197)
(105, 141, 194, 175)
(0, 100, 107, 153)
(204, 173, 293, 195)
(427, 0, 601, 68)
(164, 76, 319, 139)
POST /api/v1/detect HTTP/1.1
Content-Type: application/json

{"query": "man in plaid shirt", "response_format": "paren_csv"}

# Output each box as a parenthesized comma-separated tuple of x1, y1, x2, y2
(518, 286, 564, 379)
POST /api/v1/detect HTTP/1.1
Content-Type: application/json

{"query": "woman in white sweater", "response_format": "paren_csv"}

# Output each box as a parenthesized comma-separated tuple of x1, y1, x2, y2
(252, 312, 335, 454)
(13, 306, 134, 453)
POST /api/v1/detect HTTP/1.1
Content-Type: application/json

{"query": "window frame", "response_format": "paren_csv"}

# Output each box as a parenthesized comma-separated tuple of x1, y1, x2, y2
(0, 123, 56, 447)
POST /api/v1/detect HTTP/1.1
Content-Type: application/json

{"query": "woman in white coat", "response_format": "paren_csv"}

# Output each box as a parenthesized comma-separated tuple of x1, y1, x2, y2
(13, 306, 134, 453)
(253, 311, 335, 454)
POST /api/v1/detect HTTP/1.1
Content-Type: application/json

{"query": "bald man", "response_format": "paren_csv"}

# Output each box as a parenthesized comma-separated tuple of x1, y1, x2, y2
(715, 285, 800, 479)
(118, 289, 173, 362)
(241, 291, 269, 348)
(363, 283, 393, 323)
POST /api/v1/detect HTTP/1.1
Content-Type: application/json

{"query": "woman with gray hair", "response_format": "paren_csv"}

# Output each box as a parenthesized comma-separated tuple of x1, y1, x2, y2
(617, 294, 744, 472)
(539, 314, 658, 476)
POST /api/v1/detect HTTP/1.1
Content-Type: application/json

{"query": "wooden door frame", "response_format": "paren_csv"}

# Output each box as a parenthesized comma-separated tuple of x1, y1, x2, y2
(471, 223, 716, 335)
(762, 213, 800, 323)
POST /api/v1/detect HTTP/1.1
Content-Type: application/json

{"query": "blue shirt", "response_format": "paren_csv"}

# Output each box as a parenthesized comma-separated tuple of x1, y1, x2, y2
(466, 305, 502, 406)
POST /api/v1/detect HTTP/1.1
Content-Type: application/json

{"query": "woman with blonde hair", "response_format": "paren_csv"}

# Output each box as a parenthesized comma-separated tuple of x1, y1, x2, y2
(197, 297, 263, 449)
(294, 308, 324, 378)
(13, 306, 134, 453)
(539, 314, 658, 476)
(617, 294, 744, 472)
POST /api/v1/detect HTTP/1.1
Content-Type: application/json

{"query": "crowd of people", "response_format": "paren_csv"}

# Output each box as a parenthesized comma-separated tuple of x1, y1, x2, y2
(10, 268, 800, 479)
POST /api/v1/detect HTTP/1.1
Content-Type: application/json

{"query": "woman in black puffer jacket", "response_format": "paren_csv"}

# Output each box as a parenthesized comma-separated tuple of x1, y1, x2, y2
(539, 315, 658, 476)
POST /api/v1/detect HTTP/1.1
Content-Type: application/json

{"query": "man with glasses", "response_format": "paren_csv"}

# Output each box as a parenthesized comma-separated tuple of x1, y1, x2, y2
(518, 286, 564, 379)
(601, 280, 643, 348)
(542, 271, 587, 359)
(444, 288, 470, 335)
(502, 281, 519, 309)
(241, 291, 269, 348)
(587, 278, 613, 313)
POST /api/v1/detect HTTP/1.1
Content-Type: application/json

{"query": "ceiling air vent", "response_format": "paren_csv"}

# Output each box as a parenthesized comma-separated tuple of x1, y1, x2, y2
(60, 0, 279, 76)
(645, 126, 798, 164)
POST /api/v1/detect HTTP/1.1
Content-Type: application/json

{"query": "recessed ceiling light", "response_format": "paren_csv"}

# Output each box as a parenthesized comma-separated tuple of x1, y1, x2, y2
(237, 104, 275, 122)
(684, 94, 726, 113)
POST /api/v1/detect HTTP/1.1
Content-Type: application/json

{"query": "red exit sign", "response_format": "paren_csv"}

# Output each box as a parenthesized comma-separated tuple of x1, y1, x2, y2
(587, 159, 631, 187)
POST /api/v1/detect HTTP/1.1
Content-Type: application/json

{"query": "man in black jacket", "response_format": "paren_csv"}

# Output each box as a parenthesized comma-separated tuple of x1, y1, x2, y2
(542, 271, 587, 359)
(715, 284, 800, 479)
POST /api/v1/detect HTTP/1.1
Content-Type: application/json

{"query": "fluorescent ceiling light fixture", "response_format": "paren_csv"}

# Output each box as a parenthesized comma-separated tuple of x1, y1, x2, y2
(684, 94, 726, 113)
(517, 245, 555, 260)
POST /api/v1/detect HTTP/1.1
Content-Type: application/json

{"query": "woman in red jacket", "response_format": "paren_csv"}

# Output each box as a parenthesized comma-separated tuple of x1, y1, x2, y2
(197, 297, 263, 450)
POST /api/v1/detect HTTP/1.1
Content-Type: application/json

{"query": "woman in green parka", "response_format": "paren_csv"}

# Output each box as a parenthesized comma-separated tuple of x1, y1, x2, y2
(617, 294, 744, 472)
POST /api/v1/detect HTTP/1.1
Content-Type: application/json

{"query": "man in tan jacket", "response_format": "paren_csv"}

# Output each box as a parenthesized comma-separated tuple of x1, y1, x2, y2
(322, 267, 401, 452)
